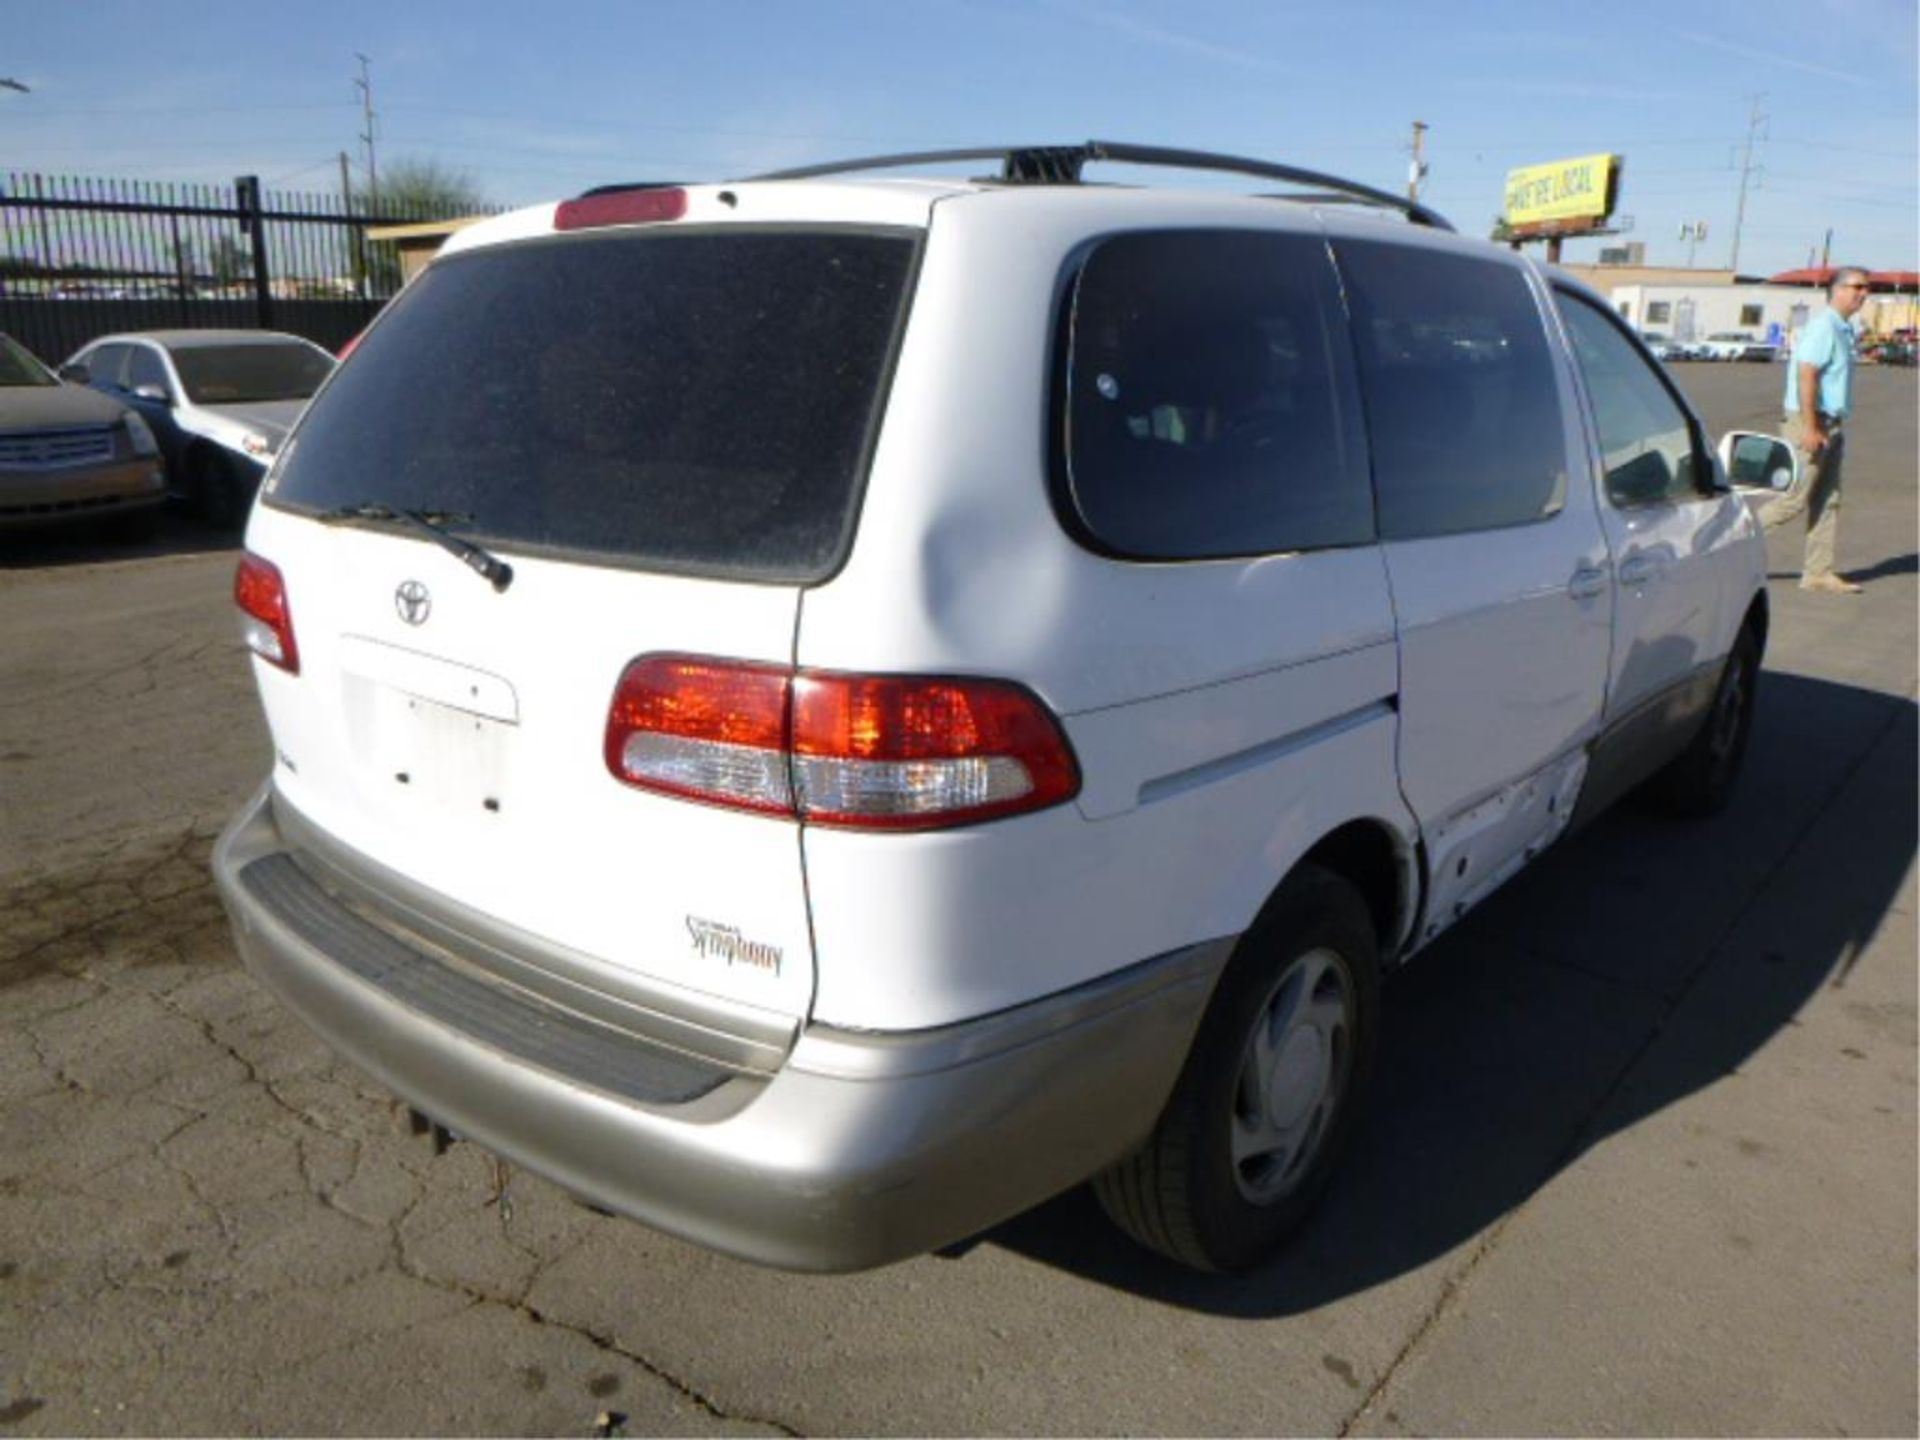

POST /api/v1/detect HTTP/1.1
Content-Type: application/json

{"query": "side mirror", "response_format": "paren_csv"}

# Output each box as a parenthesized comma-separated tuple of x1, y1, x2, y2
(1717, 431, 1797, 493)
(57, 362, 90, 385)
(131, 384, 172, 405)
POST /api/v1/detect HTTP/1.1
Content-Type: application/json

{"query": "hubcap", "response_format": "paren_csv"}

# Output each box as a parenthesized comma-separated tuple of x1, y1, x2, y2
(1230, 946, 1353, 1204)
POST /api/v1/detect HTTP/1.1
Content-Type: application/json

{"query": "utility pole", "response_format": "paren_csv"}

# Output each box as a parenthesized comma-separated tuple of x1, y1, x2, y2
(339, 150, 369, 299)
(1680, 220, 1708, 269)
(354, 53, 379, 219)
(1407, 120, 1429, 203)
(1728, 93, 1767, 274)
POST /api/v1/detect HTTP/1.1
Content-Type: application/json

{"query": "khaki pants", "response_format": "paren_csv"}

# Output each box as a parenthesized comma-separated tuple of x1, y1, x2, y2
(1760, 416, 1845, 581)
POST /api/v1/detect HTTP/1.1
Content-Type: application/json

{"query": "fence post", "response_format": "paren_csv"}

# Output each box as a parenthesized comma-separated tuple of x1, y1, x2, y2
(168, 210, 190, 325)
(235, 174, 273, 329)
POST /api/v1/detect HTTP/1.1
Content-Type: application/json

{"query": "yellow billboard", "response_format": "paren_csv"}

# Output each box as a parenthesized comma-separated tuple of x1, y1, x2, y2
(1504, 153, 1620, 228)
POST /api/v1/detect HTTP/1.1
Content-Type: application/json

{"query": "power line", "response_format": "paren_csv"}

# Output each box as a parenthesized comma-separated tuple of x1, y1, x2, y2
(266, 157, 340, 185)
(1760, 170, 1917, 191)
(12, 101, 346, 116)
(1767, 137, 1919, 159)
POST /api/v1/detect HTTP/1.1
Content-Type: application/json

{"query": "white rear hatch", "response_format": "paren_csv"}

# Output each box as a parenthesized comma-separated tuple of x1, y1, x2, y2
(240, 195, 926, 1039)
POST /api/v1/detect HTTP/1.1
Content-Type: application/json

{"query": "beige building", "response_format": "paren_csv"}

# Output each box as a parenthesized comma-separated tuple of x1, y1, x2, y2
(365, 217, 490, 285)
(1564, 261, 1916, 339)
(1559, 263, 1738, 292)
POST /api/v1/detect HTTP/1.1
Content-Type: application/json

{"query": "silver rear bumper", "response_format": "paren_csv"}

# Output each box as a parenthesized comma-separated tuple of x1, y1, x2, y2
(212, 783, 1226, 1271)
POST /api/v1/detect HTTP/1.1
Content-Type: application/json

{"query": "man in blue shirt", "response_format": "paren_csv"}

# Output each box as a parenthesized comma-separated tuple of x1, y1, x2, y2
(1761, 266, 1871, 593)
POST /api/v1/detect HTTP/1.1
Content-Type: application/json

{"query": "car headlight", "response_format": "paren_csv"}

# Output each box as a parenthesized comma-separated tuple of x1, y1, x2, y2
(240, 431, 274, 458)
(122, 412, 159, 457)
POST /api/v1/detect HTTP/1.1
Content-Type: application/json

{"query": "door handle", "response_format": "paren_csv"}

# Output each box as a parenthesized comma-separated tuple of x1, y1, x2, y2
(1617, 553, 1659, 587)
(1568, 566, 1609, 601)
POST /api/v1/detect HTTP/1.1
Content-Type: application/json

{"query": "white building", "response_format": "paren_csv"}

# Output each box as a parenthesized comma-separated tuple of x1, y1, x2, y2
(1609, 283, 1826, 346)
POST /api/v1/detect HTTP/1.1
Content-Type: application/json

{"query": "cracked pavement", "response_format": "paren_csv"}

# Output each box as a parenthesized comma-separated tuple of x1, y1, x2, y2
(0, 779, 788, 1436)
(0, 367, 1914, 1435)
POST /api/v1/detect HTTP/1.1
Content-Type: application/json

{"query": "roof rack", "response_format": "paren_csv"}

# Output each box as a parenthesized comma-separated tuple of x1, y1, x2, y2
(749, 140, 1453, 231)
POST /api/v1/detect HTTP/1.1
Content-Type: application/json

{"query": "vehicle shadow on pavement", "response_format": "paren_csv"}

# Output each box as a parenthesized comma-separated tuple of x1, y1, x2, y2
(1764, 552, 1917, 586)
(0, 508, 235, 571)
(985, 671, 1918, 1314)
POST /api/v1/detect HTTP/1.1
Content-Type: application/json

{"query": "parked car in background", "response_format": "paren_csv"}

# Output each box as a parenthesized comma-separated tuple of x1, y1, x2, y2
(1700, 332, 1777, 362)
(61, 330, 336, 528)
(0, 331, 165, 539)
(1863, 333, 1915, 366)
(1640, 331, 1686, 362)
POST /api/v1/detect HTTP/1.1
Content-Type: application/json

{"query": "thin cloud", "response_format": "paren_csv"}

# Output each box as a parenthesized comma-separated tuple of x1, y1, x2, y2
(1468, 79, 1679, 103)
(1672, 30, 1869, 87)
(1053, 4, 1298, 76)
(1443, 30, 1599, 55)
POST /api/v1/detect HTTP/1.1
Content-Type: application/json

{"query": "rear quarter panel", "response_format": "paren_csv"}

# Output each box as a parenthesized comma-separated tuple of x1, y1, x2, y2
(796, 191, 1417, 1031)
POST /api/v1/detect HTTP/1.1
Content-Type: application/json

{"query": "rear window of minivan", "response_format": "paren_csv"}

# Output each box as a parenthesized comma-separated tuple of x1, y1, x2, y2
(266, 226, 919, 582)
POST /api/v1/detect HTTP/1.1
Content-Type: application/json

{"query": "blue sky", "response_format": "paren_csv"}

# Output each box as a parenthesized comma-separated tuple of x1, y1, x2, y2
(4, 0, 1914, 276)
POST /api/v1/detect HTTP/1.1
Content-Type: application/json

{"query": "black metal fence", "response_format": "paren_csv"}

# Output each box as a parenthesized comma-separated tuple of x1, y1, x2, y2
(0, 172, 481, 364)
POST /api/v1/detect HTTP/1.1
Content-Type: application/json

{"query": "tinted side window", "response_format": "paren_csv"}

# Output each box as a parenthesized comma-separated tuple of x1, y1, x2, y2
(82, 343, 129, 388)
(1335, 240, 1567, 540)
(125, 346, 170, 395)
(1060, 230, 1372, 559)
(1555, 292, 1705, 507)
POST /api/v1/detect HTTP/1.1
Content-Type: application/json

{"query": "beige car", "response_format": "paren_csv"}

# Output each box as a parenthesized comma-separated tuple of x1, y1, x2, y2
(0, 332, 165, 536)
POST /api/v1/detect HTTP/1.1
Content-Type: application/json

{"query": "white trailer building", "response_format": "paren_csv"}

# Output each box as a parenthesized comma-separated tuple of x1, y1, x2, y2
(1608, 283, 1827, 347)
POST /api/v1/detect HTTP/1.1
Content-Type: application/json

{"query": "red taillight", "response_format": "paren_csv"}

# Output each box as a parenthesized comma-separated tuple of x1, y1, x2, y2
(234, 552, 298, 674)
(337, 329, 364, 361)
(791, 673, 1081, 828)
(554, 187, 688, 232)
(604, 656, 1080, 830)
(603, 656, 793, 816)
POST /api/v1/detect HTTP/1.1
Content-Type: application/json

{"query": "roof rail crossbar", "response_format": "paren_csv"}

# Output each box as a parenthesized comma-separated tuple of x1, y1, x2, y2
(1087, 142, 1451, 230)
(749, 147, 1059, 184)
(748, 140, 1453, 231)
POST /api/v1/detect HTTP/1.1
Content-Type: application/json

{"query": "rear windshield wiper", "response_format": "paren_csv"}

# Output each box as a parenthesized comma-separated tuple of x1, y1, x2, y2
(320, 503, 514, 593)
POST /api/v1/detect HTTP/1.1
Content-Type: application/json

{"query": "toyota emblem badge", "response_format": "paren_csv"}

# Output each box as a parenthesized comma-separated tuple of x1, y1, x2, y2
(395, 579, 431, 626)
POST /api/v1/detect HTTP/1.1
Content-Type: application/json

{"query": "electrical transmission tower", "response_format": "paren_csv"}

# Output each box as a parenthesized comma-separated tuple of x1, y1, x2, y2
(354, 54, 379, 218)
(1728, 94, 1767, 273)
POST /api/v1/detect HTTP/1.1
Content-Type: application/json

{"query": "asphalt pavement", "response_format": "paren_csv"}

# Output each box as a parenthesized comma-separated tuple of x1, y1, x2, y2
(0, 362, 1912, 1436)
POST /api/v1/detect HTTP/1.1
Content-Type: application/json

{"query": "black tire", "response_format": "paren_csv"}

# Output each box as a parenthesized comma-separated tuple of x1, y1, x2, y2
(192, 447, 249, 530)
(1645, 625, 1760, 818)
(1094, 864, 1380, 1272)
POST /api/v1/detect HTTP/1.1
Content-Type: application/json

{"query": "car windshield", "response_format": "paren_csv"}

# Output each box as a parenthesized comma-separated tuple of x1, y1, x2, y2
(0, 335, 56, 387)
(170, 342, 334, 404)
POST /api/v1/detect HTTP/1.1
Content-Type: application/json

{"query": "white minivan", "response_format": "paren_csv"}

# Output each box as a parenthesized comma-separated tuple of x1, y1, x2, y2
(214, 143, 1778, 1273)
